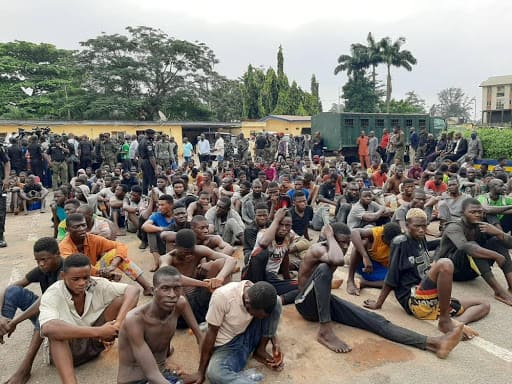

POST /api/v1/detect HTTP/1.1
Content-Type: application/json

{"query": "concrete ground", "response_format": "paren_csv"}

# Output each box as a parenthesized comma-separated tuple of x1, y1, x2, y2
(1, 207, 512, 384)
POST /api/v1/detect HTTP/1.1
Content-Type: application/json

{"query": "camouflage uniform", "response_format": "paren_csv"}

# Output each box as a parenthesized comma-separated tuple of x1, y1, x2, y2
(100, 138, 117, 169)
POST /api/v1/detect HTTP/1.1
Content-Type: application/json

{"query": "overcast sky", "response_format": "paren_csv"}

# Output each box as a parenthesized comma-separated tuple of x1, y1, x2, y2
(2, 0, 511, 117)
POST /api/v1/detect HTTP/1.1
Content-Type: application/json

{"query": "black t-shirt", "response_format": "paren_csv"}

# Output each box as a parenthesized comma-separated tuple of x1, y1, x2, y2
(23, 183, 42, 194)
(385, 235, 432, 313)
(79, 141, 93, 157)
(255, 136, 267, 149)
(289, 206, 313, 237)
(25, 258, 64, 293)
(0, 146, 9, 181)
(319, 183, 335, 201)
(47, 145, 66, 162)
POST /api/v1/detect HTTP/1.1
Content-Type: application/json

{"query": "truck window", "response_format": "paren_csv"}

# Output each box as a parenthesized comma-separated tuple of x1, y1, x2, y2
(405, 119, 413, 128)
(361, 119, 369, 130)
(344, 119, 354, 128)
(391, 119, 399, 127)
(376, 119, 385, 129)
(419, 119, 426, 129)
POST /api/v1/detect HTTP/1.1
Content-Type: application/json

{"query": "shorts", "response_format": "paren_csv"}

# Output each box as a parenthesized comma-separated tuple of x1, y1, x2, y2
(356, 259, 388, 282)
(407, 277, 464, 320)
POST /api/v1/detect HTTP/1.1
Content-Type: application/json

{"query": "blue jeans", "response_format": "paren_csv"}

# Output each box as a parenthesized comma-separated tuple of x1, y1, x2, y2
(1, 285, 39, 329)
(206, 300, 282, 384)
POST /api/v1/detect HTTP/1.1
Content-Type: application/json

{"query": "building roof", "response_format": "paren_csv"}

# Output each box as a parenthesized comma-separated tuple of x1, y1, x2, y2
(258, 115, 311, 122)
(480, 75, 512, 87)
(0, 119, 241, 128)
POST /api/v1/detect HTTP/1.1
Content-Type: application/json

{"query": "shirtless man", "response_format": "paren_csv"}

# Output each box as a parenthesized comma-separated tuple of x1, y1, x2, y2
(117, 266, 202, 384)
(198, 171, 218, 205)
(160, 229, 236, 327)
(294, 223, 464, 358)
(346, 222, 402, 295)
(187, 191, 211, 221)
(396, 178, 415, 207)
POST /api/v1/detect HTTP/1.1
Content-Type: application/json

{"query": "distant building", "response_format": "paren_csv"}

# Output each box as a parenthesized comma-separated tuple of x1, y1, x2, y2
(480, 75, 512, 124)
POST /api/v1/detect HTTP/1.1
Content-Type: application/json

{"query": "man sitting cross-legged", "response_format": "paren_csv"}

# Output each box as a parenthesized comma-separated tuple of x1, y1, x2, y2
(60, 213, 153, 296)
(294, 223, 464, 359)
(0, 237, 63, 384)
(363, 208, 489, 338)
(117, 266, 203, 384)
(346, 222, 402, 296)
(185, 281, 284, 384)
(160, 229, 236, 328)
(39, 254, 140, 384)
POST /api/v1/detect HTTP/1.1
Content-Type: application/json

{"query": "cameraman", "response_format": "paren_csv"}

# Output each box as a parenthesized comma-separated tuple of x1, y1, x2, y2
(0, 144, 11, 247)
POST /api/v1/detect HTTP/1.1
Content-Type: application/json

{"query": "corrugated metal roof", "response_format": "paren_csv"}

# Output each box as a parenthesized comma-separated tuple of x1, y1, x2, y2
(480, 75, 512, 87)
(258, 115, 311, 122)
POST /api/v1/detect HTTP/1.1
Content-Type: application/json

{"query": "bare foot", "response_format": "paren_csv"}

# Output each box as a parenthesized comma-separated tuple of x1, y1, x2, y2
(116, 230, 126, 236)
(436, 323, 463, 359)
(346, 280, 360, 296)
(149, 264, 159, 272)
(5, 370, 31, 384)
(317, 325, 352, 353)
(494, 292, 512, 306)
(331, 279, 343, 290)
(462, 325, 479, 340)
(254, 348, 283, 370)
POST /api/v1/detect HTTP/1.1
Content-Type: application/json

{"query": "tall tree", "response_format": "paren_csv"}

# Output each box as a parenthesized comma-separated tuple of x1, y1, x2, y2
(352, 32, 382, 92)
(379, 36, 417, 113)
(433, 87, 473, 120)
(309, 74, 322, 114)
(260, 68, 279, 115)
(277, 45, 284, 77)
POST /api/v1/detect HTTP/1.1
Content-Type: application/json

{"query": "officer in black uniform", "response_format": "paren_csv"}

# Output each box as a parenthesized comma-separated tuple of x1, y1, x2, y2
(0, 144, 11, 247)
(138, 129, 157, 195)
(46, 136, 69, 188)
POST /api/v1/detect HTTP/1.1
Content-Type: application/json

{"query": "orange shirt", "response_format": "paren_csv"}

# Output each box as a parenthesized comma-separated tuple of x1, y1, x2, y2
(59, 233, 128, 264)
(357, 136, 369, 155)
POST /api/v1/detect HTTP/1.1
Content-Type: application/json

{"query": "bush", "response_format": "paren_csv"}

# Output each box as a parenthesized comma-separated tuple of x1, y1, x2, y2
(462, 127, 512, 160)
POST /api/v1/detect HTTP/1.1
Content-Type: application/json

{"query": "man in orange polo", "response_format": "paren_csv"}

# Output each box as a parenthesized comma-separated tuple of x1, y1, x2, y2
(60, 213, 153, 295)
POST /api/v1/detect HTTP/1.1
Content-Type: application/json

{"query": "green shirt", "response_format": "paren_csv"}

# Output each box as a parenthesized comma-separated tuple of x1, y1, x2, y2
(120, 143, 130, 160)
(477, 193, 512, 221)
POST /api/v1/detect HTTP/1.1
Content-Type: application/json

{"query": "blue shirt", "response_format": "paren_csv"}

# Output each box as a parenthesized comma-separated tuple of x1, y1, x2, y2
(183, 142, 193, 157)
(148, 212, 174, 228)
(287, 188, 310, 201)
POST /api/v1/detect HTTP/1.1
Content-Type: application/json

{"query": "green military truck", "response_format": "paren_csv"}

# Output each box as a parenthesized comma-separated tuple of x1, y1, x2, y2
(311, 112, 446, 162)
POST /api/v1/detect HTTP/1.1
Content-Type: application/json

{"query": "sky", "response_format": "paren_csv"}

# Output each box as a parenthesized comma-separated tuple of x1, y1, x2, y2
(2, 0, 511, 118)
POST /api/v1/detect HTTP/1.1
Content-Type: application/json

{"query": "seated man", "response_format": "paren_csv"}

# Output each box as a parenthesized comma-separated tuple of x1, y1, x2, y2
(364, 209, 489, 337)
(77, 205, 117, 241)
(158, 202, 192, 251)
(117, 266, 202, 384)
(109, 183, 129, 236)
(19, 174, 48, 214)
(396, 178, 416, 207)
(438, 177, 470, 232)
(186, 281, 283, 384)
(392, 188, 428, 233)
(437, 198, 512, 306)
(160, 229, 236, 328)
(347, 189, 392, 229)
(60, 213, 153, 296)
(0, 237, 63, 383)
(205, 197, 245, 246)
(346, 223, 402, 295)
(294, 223, 464, 358)
(122, 185, 150, 234)
(243, 203, 270, 264)
(243, 208, 299, 305)
(142, 194, 174, 271)
(311, 173, 337, 230)
(187, 191, 211, 221)
(190, 215, 233, 255)
(39, 254, 140, 384)
(50, 188, 67, 238)
(57, 199, 82, 241)
(477, 178, 512, 233)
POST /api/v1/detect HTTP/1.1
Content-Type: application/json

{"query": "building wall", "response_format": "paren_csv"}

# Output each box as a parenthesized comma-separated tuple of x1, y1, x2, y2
(240, 119, 310, 137)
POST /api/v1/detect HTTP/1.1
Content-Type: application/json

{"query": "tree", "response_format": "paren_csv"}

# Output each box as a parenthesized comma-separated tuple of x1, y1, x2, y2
(380, 91, 426, 113)
(208, 76, 243, 121)
(241, 65, 265, 119)
(308, 74, 322, 114)
(352, 32, 382, 92)
(379, 36, 417, 113)
(0, 41, 83, 119)
(342, 74, 379, 113)
(78, 26, 219, 120)
(277, 45, 284, 77)
(433, 87, 473, 120)
(260, 68, 279, 116)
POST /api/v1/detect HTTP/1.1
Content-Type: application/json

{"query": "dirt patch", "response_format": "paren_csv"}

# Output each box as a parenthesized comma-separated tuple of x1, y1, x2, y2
(345, 338, 415, 371)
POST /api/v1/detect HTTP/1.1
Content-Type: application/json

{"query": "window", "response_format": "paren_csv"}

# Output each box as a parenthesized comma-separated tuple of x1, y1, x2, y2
(497, 86, 505, 97)
(496, 100, 504, 110)
(419, 119, 426, 129)
(405, 119, 413, 127)
(391, 119, 399, 128)
(376, 119, 384, 128)
(344, 119, 354, 128)
(361, 119, 369, 129)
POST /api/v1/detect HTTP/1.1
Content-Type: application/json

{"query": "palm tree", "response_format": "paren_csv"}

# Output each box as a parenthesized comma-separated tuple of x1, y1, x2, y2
(334, 44, 370, 79)
(379, 36, 417, 113)
(352, 32, 382, 91)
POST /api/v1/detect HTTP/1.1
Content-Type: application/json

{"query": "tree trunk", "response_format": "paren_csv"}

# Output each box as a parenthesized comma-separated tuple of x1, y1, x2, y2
(372, 65, 376, 92)
(386, 64, 392, 113)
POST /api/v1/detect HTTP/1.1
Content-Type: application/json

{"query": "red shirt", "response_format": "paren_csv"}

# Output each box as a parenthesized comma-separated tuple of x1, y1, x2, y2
(425, 180, 447, 194)
(380, 133, 390, 149)
(371, 172, 388, 187)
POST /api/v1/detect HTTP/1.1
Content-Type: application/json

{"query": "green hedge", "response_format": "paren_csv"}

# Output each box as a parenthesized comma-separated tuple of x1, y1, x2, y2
(461, 128, 512, 160)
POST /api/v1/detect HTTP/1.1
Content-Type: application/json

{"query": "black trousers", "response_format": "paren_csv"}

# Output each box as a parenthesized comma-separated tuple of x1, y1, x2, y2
(141, 159, 156, 195)
(295, 263, 427, 350)
(0, 194, 5, 234)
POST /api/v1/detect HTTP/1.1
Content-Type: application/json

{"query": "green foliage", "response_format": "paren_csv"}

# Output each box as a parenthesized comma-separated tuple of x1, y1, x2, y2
(342, 74, 379, 112)
(380, 91, 426, 113)
(462, 128, 512, 159)
(431, 87, 473, 120)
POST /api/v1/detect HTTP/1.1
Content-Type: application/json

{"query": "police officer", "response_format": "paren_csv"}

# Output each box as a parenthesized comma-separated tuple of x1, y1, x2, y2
(45, 136, 69, 188)
(100, 133, 117, 169)
(0, 144, 11, 247)
(139, 129, 157, 195)
(237, 133, 249, 162)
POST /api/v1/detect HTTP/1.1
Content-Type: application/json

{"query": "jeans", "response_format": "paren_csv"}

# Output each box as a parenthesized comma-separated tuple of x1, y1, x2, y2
(295, 263, 427, 350)
(311, 205, 331, 230)
(1, 285, 39, 329)
(206, 300, 282, 384)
